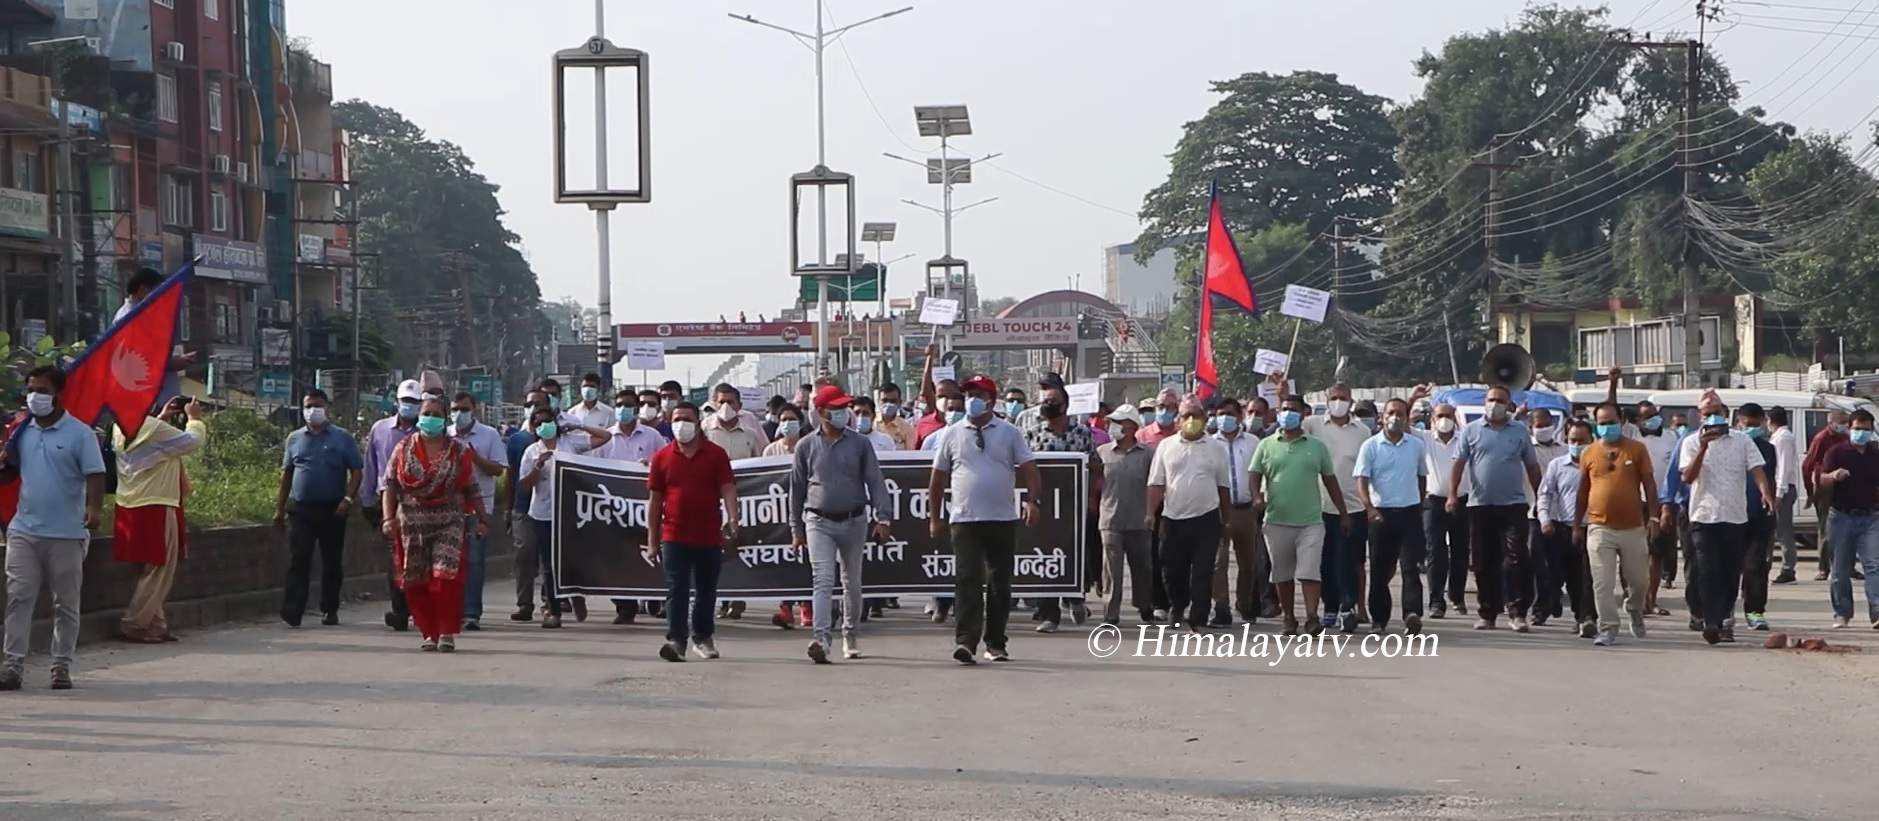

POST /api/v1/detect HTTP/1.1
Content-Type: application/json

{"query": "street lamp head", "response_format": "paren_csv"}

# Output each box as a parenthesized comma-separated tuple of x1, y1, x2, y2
(914, 105, 971, 137)
(925, 157, 972, 185)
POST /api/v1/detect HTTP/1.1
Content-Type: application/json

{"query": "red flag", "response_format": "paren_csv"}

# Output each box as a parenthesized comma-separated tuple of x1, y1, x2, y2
(1195, 297, 1219, 400)
(62, 261, 195, 439)
(1202, 182, 1256, 314)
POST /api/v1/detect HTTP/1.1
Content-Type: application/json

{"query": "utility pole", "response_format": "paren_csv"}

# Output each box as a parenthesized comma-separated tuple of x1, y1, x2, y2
(1329, 217, 1345, 366)
(1472, 142, 1513, 344)
(1614, 26, 1706, 386)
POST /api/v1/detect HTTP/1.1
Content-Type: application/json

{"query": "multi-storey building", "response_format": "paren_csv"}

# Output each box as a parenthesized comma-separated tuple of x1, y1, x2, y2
(0, 0, 349, 401)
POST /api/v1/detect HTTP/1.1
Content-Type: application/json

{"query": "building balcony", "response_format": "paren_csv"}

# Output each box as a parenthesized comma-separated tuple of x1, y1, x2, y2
(0, 67, 54, 131)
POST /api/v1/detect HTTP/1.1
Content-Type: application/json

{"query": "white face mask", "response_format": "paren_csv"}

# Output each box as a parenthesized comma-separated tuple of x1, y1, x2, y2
(1433, 416, 1457, 434)
(1533, 425, 1558, 444)
(1486, 402, 1510, 422)
(637, 405, 660, 423)
(303, 406, 328, 427)
(25, 392, 53, 417)
(673, 420, 699, 443)
(717, 404, 738, 423)
(1327, 399, 1351, 418)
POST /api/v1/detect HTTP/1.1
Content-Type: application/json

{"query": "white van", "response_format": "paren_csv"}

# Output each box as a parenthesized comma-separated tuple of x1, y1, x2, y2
(1643, 389, 1879, 543)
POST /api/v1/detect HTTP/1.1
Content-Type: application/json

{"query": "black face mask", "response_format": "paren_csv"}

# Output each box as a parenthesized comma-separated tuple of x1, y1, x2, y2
(1041, 402, 1066, 420)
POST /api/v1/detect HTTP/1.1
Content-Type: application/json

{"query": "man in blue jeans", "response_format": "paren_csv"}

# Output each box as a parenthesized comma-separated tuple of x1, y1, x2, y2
(448, 392, 508, 631)
(647, 402, 739, 662)
(1821, 409, 1879, 629)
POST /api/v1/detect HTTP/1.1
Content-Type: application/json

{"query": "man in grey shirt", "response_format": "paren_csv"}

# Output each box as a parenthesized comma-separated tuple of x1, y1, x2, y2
(1097, 405, 1156, 625)
(929, 375, 1041, 665)
(790, 385, 892, 664)
(1445, 385, 1543, 631)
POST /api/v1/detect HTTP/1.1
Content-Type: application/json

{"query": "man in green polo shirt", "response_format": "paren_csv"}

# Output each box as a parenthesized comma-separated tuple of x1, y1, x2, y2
(1249, 394, 1351, 636)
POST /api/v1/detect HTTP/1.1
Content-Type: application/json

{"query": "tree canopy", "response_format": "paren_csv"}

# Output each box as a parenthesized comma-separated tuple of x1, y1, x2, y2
(337, 100, 549, 396)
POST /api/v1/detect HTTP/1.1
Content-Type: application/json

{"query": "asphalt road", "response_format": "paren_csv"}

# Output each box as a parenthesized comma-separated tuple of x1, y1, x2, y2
(1, 576, 1874, 821)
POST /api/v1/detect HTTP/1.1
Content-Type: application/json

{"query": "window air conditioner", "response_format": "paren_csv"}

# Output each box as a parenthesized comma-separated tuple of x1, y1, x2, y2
(164, 42, 185, 62)
(237, 162, 251, 183)
(212, 154, 231, 174)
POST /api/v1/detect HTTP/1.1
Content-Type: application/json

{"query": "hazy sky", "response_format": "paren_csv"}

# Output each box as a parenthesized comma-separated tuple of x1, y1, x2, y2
(292, 0, 1879, 379)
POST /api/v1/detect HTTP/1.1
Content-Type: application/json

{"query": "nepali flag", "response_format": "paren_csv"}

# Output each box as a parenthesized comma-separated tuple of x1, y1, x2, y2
(62, 259, 196, 440)
(1193, 181, 1256, 399)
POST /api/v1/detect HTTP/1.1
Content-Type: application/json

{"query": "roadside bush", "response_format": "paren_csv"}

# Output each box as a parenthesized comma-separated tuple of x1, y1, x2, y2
(182, 408, 289, 528)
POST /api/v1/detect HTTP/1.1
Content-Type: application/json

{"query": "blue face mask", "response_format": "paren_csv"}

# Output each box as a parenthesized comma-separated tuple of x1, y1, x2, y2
(1413, 419, 1427, 430)
(1217, 415, 1240, 434)
(1276, 410, 1302, 431)
(880, 403, 900, 419)
(1675, 425, 1690, 437)
(615, 406, 635, 424)
(1004, 401, 1024, 418)
(1643, 416, 1663, 431)
(1156, 409, 1177, 426)
(1595, 423, 1621, 443)
(535, 422, 558, 440)
(829, 409, 852, 429)
(1744, 426, 1765, 439)
(778, 420, 801, 438)
(1852, 429, 1876, 446)
(857, 416, 874, 434)
(966, 397, 989, 419)
(945, 410, 966, 424)
(1567, 443, 1585, 459)
(547, 394, 561, 410)
(397, 402, 419, 420)
(1703, 414, 1729, 428)
(581, 386, 599, 403)
(416, 415, 447, 437)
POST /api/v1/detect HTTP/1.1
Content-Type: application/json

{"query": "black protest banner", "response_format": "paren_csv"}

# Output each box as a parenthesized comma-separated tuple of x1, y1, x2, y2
(549, 450, 1087, 598)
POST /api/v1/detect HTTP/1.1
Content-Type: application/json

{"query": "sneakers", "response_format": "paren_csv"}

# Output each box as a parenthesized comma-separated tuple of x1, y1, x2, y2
(439, 636, 456, 653)
(49, 667, 71, 690)
(952, 644, 978, 665)
(693, 638, 720, 659)
(1702, 626, 1722, 645)
(1629, 612, 1647, 638)
(462, 619, 481, 631)
(1531, 613, 1550, 628)
(1429, 601, 1447, 620)
(1746, 612, 1768, 631)
(321, 612, 340, 626)
(1772, 570, 1797, 584)
(1577, 620, 1597, 639)
(843, 637, 861, 659)
(1833, 615, 1851, 629)
(1592, 631, 1616, 647)
(1338, 611, 1359, 634)
(385, 611, 409, 632)
(1404, 614, 1422, 636)
(511, 605, 535, 622)
(807, 640, 831, 665)
(1036, 621, 1059, 633)
(1473, 617, 1496, 630)
(659, 641, 685, 662)
(1512, 616, 1531, 634)
(541, 614, 563, 629)
(420, 638, 438, 652)
(983, 646, 1010, 662)
(0, 666, 19, 690)
(1071, 602, 1090, 625)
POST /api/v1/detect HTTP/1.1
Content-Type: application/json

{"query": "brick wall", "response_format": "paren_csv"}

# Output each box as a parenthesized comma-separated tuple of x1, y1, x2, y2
(1, 521, 515, 648)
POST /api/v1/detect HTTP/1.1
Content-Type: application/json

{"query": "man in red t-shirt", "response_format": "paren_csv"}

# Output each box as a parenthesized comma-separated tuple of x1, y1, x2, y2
(648, 402, 738, 662)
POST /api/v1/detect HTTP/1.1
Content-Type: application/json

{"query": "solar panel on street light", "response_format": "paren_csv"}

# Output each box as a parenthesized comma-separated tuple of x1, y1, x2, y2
(861, 222, 898, 242)
(914, 104, 971, 137)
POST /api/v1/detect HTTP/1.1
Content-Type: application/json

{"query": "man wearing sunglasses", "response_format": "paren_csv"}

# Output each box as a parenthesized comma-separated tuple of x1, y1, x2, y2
(929, 375, 1041, 665)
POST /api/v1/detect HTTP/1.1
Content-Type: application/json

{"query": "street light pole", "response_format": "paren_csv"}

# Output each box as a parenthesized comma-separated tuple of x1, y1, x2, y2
(731, 1, 911, 374)
(589, 0, 616, 388)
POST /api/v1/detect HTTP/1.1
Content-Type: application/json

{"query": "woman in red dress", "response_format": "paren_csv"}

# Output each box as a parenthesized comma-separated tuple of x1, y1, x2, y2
(380, 397, 488, 651)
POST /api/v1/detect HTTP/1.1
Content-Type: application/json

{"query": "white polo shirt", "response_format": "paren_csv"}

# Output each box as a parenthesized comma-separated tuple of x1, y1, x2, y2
(1304, 416, 1368, 515)
(1678, 431, 1765, 525)
(1147, 433, 1230, 520)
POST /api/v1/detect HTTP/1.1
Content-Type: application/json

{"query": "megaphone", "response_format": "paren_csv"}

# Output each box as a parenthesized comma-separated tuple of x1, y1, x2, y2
(1480, 343, 1536, 391)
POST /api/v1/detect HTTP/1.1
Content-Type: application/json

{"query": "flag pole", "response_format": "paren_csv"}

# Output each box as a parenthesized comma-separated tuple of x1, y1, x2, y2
(1285, 318, 1302, 366)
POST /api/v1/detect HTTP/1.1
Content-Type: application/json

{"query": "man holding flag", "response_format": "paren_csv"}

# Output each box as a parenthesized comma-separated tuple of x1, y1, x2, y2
(1, 260, 193, 690)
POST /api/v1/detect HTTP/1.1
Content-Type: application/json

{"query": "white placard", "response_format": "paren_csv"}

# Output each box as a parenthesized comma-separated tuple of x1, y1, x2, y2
(625, 341, 665, 371)
(919, 297, 961, 326)
(930, 365, 956, 385)
(1065, 382, 1101, 416)
(66, 0, 99, 20)
(1280, 284, 1332, 324)
(1253, 348, 1289, 375)
(1256, 379, 1298, 408)
(739, 387, 768, 408)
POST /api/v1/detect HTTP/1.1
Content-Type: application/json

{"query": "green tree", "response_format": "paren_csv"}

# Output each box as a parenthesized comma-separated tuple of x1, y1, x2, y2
(1744, 134, 1879, 351)
(1135, 70, 1398, 262)
(336, 100, 547, 390)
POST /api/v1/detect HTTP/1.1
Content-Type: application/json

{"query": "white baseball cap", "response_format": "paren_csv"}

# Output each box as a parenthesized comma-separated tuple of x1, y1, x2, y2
(1108, 404, 1144, 428)
(396, 379, 425, 401)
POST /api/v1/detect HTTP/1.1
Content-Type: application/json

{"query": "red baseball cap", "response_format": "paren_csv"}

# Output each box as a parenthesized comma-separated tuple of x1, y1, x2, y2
(813, 384, 854, 409)
(962, 375, 998, 395)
